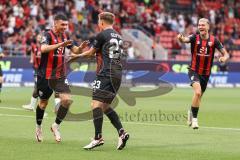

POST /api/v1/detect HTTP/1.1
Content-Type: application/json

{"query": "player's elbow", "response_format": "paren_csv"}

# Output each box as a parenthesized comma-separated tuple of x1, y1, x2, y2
(41, 45, 48, 53)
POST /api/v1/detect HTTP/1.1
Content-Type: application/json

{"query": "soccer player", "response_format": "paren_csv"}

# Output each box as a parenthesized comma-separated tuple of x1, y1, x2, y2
(71, 12, 129, 150)
(35, 13, 88, 142)
(22, 34, 60, 111)
(177, 18, 229, 129)
(0, 47, 4, 102)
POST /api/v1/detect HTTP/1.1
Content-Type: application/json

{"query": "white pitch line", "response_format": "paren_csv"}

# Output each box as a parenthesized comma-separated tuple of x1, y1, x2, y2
(0, 106, 25, 111)
(0, 112, 239, 132)
(0, 113, 35, 118)
(121, 121, 240, 131)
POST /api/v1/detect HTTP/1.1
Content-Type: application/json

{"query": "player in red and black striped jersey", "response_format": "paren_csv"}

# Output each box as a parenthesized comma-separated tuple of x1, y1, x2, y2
(177, 18, 229, 129)
(35, 13, 88, 143)
(71, 12, 129, 150)
(22, 34, 61, 111)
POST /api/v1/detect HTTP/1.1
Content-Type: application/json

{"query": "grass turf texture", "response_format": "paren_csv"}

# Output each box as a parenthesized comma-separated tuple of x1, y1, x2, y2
(0, 87, 240, 160)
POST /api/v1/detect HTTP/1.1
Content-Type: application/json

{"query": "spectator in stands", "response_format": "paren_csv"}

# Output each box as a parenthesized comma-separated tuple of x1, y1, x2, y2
(0, 0, 239, 60)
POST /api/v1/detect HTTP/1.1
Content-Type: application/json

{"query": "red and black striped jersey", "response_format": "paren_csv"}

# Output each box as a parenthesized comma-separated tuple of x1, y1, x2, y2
(188, 34, 223, 76)
(31, 43, 41, 70)
(38, 30, 73, 79)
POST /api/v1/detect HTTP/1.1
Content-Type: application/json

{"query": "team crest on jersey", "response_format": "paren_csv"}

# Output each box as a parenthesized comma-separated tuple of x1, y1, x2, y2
(208, 42, 213, 47)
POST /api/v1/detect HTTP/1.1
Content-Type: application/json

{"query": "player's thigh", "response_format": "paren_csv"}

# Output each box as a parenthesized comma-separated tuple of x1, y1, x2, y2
(48, 77, 71, 94)
(192, 82, 202, 97)
(92, 76, 120, 104)
(37, 76, 53, 100)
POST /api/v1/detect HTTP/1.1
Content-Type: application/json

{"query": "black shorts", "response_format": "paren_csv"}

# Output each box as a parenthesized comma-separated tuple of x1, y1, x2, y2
(188, 69, 209, 93)
(37, 76, 71, 100)
(0, 65, 2, 76)
(92, 75, 121, 104)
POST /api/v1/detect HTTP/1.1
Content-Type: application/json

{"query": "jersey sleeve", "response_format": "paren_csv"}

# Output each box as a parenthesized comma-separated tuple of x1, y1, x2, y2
(214, 38, 224, 50)
(40, 32, 51, 45)
(92, 32, 105, 50)
(188, 34, 196, 43)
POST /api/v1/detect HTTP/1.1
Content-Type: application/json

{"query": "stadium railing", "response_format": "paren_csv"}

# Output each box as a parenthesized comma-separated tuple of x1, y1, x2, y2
(121, 29, 168, 60)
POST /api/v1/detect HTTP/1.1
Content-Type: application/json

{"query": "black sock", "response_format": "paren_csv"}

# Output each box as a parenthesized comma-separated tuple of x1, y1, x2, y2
(55, 105, 69, 125)
(36, 105, 45, 125)
(191, 106, 199, 118)
(104, 107, 124, 136)
(93, 108, 103, 140)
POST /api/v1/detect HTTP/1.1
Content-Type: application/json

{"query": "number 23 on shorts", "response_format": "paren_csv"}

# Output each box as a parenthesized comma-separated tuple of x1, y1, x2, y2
(93, 80, 101, 89)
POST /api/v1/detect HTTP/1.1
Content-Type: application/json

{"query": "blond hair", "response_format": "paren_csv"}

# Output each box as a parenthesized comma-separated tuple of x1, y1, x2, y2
(98, 12, 115, 25)
(199, 18, 210, 25)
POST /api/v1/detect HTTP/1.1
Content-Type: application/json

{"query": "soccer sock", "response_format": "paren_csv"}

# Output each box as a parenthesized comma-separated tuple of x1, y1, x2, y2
(30, 97, 38, 108)
(93, 108, 103, 140)
(36, 105, 45, 126)
(104, 107, 124, 136)
(55, 105, 69, 125)
(191, 106, 199, 118)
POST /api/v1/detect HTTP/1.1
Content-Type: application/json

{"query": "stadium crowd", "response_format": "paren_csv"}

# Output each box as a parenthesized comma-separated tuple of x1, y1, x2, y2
(0, 0, 240, 59)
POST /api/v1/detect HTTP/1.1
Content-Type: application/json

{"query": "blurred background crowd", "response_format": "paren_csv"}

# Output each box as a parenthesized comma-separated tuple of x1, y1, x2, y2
(0, 0, 240, 60)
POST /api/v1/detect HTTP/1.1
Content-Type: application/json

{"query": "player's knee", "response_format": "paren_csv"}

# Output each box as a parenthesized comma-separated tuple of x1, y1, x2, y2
(194, 90, 202, 98)
(61, 99, 72, 108)
(39, 100, 48, 109)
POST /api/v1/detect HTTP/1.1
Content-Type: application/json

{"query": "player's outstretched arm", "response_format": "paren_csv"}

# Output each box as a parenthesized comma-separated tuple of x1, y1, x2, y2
(218, 48, 230, 63)
(69, 47, 96, 60)
(177, 34, 191, 43)
(70, 40, 89, 54)
(41, 40, 73, 53)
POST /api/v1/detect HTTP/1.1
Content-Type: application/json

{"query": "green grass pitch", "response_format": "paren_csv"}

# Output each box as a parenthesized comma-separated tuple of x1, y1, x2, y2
(0, 87, 240, 160)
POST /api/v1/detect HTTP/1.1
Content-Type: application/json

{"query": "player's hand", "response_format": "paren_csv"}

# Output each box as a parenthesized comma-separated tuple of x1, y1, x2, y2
(79, 40, 89, 50)
(177, 34, 184, 41)
(219, 56, 228, 63)
(0, 53, 5, 58)
(61, 40, 73, 47)
(30, 59, 33, 64)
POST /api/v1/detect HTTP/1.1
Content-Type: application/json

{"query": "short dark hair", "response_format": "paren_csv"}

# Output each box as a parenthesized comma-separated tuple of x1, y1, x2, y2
(98, 12, 115, 24)
(54, 13, 68, 21)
